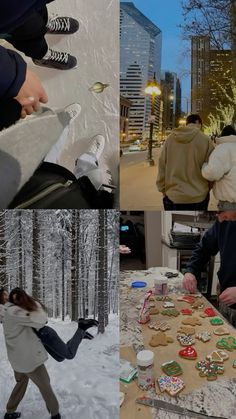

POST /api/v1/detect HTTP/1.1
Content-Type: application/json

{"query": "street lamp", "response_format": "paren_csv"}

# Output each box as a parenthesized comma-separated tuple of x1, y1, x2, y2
(145, 73, 161, 166)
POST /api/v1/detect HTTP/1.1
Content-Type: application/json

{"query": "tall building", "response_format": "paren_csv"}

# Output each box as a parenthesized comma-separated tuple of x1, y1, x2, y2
(191, 36, 232, 125)
(120, 2, 162, 139)
(161, 71, 182, 135)
(120, 95, 132, 142)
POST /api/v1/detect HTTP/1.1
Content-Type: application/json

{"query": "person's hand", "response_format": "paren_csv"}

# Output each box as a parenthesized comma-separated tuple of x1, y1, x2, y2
(14, 68, 48, 118)
(119, 245, 131, 254)
(219, 287, 236, 306)
(182, 272, 197, 293)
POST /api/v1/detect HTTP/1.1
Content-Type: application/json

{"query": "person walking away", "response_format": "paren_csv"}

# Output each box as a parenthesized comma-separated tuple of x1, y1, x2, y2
(157, 114, 214, 210)
(202, 125, 236, 211)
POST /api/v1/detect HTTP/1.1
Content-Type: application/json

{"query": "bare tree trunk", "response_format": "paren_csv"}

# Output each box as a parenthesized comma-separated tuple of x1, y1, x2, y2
(32, 211, 40, 299)
(71, 210, 79, 321)
(97, 210, 108, 334)
(0, 211, 6, 287)
(18, 211, 23, 288)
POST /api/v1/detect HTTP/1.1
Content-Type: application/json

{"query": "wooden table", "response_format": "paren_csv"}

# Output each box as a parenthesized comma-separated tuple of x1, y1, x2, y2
(120, 269, 236, 419)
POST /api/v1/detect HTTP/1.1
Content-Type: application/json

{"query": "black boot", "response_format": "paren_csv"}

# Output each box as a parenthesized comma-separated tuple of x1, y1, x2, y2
(51, 414, 61, 419)
(78, 318, 99, 331)
(4, 413, 21, 419)
(84, 331, 94, 340)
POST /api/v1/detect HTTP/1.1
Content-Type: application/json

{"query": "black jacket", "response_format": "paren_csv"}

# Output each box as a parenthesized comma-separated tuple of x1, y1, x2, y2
(186, 220, 236, 309)
(0, 1, 51, 101)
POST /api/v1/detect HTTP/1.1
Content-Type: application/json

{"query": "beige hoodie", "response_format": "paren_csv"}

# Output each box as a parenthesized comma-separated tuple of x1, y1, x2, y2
(157, 124, 214, 203)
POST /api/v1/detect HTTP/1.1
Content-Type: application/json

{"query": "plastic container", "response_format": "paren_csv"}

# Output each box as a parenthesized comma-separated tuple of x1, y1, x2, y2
(137, 350, 155, 390)
(154, 277, 168, 295)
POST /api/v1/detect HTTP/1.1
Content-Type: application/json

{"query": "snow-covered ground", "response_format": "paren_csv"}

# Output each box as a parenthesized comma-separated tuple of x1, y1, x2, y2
(0, 315, 119, 419)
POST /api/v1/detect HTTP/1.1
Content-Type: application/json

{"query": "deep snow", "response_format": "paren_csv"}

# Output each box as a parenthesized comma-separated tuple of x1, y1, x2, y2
(0, 316, 119, 419)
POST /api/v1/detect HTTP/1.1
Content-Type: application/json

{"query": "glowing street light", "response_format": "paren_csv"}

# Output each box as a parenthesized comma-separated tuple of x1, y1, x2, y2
(145, 73, 161, 166)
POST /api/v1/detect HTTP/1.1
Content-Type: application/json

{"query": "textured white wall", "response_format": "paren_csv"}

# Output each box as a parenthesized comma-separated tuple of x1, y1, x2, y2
(26, 0, 119, 184)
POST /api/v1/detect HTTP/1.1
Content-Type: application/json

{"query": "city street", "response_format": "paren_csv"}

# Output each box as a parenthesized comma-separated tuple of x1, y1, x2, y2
(120, 148, 217, 210)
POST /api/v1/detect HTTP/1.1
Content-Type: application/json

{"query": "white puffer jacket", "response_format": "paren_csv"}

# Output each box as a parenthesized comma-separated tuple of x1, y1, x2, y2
(202, 135, 236, 202)
(3, 302, 48, 373)
(0, 304, 4, 323)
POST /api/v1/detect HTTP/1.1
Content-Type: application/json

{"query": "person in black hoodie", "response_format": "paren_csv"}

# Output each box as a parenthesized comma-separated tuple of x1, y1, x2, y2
(0, 0, 79, 130)
(183, 211, 236, 327)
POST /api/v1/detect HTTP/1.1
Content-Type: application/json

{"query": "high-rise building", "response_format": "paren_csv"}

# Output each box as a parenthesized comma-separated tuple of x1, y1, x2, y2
(120, 2, 162, 139)
(161, 71, 182, 135)
(191, 36, 232, 125)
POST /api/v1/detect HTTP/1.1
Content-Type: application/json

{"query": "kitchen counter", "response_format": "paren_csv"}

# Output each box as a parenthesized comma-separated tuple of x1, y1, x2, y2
(120, 269, 236, 419)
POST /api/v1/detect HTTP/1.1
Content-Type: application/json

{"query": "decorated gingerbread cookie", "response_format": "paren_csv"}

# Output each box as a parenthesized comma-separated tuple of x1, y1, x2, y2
(148, 321, 170, 332)
(161, 360, 183, 376)
(156, 296, 172, 301)
(181, 308, 194, 316)
(210, 317, 224, 326)
(216, 336, 236, 352)
(196, 360, 224, 380)
(200, 307, 217, 318)
(177, 295, 195, 304)
(196, 331, 211, 343)
(163, 301, 175, 308)
(177, 326, 195, 336)
(182, 317, 202, 326)
(191, 300, 204, 310)
(157, 375, 185, 396)
(233, 360, 236, 368)
(213, 327, 229, 336)
(179, 346, 197, 360)
(149, 331, 174, 347)
(149, 307, 159, 315)
(177, 334, 195, 346)
(161, 309, 180, 317)
(206, 350, 229, 363)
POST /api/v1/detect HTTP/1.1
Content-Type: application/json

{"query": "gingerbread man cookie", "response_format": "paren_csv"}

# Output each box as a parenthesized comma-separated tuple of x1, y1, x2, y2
(196, 331, 211, 343)
(177, 326, 195, 335)
(161, 360, 183, 376)
(149, 331, 174, 347)
(196, 360, 224, 380)
(182, 317, 202, 326)
(216, 336, 236, 352)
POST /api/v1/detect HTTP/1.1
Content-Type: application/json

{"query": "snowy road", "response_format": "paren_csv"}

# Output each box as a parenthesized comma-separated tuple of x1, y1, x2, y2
(0, 316, 119, 419)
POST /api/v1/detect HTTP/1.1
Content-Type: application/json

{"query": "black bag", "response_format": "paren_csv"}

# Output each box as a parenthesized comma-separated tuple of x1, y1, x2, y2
(8, 162, 115, 209)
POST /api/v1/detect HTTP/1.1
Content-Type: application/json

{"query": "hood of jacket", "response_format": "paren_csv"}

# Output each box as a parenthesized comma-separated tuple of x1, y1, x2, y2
(169, 124, 203, 144)
(216, 135, 236, 145)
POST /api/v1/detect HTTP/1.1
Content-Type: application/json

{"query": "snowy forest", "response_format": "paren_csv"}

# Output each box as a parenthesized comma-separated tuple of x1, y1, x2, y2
(0, 210, 119, 333)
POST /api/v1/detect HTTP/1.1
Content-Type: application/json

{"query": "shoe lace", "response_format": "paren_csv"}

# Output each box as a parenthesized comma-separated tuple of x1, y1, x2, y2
(48, 49, 68, 63)
(47, 16, 70, 32)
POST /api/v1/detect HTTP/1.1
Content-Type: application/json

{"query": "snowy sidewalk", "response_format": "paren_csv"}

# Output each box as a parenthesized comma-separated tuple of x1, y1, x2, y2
(0, 316, 119, 419)
(120, 150, 218, 210)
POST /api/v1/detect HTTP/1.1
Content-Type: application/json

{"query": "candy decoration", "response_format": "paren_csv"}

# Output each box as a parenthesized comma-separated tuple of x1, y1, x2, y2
(196, 331, 211, 343)
(181, 308, 193, 315)
(210, 317, 224, 325)
(157, 375, 185, 396)
(179, 346, 197, 360)
(161, 360, 183, 376)
(216, 336, 236, 352)
(177, 334, 195, 346)
(196, 360, 224, 380)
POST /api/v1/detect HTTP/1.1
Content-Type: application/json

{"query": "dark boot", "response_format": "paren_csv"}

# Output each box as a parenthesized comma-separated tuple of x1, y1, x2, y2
(4, 413, 21, 419)
(84, 331, 94, 340)
(51, 414, 61, 419)
(78, 318, 99, 331)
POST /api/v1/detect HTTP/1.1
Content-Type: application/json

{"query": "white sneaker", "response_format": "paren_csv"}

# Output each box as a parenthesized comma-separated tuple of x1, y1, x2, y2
(74, 135, 116, 192)
(64, 103, 81, 124)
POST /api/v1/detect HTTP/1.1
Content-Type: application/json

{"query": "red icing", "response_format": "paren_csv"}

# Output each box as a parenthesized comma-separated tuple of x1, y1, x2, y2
(204, 307, 216, 317)
(179, 346, 197, 359)
(178, 295, 195, 304)
(181, 308, 193, 315)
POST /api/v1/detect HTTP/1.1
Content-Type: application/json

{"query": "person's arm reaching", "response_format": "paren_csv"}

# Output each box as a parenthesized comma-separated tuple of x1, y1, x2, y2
(183, 222, 219, 292)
